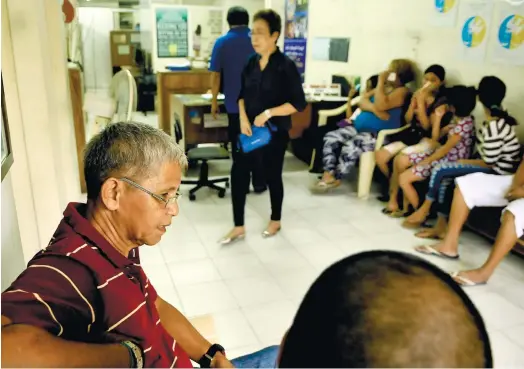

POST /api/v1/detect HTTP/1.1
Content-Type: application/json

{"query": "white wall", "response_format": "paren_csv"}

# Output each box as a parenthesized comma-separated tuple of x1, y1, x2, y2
(2, 0, 81, 264)
(79, 7, 115, 90)
(1, 173, 27, 290)
(294, 0, 524, 137)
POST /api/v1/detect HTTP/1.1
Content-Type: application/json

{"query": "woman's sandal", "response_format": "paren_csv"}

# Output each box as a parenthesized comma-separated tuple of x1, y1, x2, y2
(415, 229, 444, 240)
(311, 180, 340, 193)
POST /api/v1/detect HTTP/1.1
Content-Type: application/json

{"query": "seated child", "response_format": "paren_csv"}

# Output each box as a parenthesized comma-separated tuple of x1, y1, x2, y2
(408, 76, 521, 234)
(398, 85, 477, 212)
(312, 59, 415, 192)
(375, 64, 447, 179)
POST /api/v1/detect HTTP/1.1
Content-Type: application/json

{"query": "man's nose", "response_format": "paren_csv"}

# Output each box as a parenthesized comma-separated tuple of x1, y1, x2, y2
(166, 202, 179, 217)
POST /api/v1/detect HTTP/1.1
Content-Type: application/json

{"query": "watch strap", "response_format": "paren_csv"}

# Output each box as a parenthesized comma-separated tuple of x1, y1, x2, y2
(198, 343, 225, 368)
(121, 340, 144, 369)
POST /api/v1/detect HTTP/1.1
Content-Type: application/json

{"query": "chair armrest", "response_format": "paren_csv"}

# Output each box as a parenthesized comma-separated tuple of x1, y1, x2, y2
(374, 124, 410, 150)
(317, 96, 361, 127)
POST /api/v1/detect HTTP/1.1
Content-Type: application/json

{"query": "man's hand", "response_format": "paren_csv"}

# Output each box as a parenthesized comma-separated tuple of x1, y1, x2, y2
(240, 119, 252, 136)
(211, 353, 235, 368)
(211, 99, 219, 119)
(505, 185, 524, 201)
(253, 113, 268, 127)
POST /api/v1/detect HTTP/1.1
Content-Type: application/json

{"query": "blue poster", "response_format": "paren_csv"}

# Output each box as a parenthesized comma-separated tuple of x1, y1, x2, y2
(284, 0, 308, 81)
(156, 8, 188, 58)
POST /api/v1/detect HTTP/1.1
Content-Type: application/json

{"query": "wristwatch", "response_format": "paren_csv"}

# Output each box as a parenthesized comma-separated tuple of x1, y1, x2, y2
(121, 340, 144, 369)
(264, 109, 272, 119)
(198, 343, 226, 368)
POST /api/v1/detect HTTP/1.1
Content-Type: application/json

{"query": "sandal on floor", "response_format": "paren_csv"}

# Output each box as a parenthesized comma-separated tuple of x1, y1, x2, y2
(389, 209, 409, 218)
(414, 245, 459, 260)
(310, 180, 339, 193)
(402, 219, 425, 229)
(381, 207, 396, 215)
(415, 229, 443, 240)
(450, 272, 487, 287)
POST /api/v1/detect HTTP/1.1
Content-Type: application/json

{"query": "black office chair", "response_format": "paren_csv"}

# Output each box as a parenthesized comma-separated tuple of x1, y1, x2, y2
(174, 113, 231, 201)
(182, 145, 230, 201)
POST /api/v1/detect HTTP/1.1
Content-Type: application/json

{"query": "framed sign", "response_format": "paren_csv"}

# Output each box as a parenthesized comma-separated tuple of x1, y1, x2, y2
(2, 76, 14, 181)
(156, 8, 189, 58)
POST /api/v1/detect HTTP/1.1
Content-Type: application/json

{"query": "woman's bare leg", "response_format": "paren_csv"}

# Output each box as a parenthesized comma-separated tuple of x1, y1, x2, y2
(387, 154, 411, 211)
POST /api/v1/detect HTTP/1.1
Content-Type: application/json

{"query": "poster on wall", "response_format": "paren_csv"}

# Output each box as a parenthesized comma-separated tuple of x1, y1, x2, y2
(284, 0, 308, 81)
(156, 8, 188, 58)
(458, 0, 493, 63)
(491, 3, 524, 66)
(431, 0, 459, 27)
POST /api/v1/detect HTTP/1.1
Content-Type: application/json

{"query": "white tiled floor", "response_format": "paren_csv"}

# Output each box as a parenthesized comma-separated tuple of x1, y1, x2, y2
(135, 152, 524, 367)
(100, 112, 524, 366)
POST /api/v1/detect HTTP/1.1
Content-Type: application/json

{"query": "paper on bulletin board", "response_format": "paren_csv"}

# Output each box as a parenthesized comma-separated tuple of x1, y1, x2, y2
(431, 0, 459, 27)
(458, 0, 493, 63)
(117, 45, 131, 55)
(491, 3, 524, 66)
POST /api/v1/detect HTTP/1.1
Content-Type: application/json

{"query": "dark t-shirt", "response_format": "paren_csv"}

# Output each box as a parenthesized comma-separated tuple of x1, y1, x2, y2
(238, 48, 307, 131)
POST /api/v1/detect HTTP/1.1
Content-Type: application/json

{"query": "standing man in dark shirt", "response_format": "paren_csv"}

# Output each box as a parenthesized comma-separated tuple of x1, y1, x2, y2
(219, 9, 307, 244)
(209, 6, 266, 194)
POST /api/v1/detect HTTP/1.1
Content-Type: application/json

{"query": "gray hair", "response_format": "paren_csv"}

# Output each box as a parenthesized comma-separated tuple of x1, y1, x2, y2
(84, 122, 187, 200)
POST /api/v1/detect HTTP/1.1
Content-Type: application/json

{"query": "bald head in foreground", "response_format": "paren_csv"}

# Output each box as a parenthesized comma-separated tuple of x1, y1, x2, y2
(279, 251, 492, 368)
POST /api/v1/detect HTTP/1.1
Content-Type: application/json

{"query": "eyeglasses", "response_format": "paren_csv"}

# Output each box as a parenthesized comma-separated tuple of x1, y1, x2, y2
(120, 177, 181, 208)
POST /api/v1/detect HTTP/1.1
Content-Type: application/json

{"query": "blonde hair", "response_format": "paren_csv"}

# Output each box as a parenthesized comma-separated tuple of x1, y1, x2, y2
(389, 59, 416, 85)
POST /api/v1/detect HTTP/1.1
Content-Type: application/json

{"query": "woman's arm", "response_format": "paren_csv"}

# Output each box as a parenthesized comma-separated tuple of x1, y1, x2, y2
(418, 133, 461, 165)
(374, 73, 409, 111)
(405, 97, 416, 123)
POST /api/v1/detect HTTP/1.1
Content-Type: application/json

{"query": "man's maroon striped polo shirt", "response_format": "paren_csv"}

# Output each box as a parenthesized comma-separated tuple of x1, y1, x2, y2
(2, 203, 193, 368)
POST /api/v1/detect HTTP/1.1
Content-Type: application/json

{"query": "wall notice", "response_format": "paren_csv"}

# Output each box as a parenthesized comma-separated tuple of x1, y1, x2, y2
(156, 8, 188, 58)
(431, 0, 459, 27)
(458, 0, 493, 63)
(491, 3, 524, 66)
(284, 0, 309, 81)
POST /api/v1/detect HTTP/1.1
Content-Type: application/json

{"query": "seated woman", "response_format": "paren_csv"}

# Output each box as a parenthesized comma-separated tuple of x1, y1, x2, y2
(312, 59, 415, 192)
(375, 64, 447, 181)
(383, 97, 451, 216)
(408, 76, 521, 236)
(398, 85, 477, 214)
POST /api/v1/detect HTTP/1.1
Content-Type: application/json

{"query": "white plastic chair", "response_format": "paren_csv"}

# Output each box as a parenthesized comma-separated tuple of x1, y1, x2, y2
(309, 95, 361, 170)
(312, 96, 409, 199)
(357, 124, 409, 199)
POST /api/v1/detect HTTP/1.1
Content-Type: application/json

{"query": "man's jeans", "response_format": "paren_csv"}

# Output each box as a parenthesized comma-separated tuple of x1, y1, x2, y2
(231, 345, 280, 368)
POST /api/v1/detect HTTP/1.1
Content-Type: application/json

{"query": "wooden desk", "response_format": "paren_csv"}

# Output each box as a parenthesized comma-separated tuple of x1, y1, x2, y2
(157, 70, 212, 135)
(172, 94, 229, 152)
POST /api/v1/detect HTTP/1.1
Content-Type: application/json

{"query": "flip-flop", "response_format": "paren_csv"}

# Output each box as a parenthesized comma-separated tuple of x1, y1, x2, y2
(402, 219, 425, 229)
(389, 210, 408, 218)
(415, 230, 443, 240)
(450, 272, 487, 287)
(414, 245, 459, 260)
(381, 207, 396, 215)
(310, 180, 339, 193)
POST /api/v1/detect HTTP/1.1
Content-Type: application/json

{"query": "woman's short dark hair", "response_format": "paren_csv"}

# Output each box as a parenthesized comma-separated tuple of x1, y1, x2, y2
(227, 6, 249, 27)
(253, 9, 282, 39)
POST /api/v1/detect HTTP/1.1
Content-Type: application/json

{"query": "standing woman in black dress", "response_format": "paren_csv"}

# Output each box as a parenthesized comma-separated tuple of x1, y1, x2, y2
(220, 9, 307, 244)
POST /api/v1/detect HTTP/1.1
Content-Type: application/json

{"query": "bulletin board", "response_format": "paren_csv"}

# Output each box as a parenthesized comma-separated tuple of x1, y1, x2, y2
(156, 8, 189, 58)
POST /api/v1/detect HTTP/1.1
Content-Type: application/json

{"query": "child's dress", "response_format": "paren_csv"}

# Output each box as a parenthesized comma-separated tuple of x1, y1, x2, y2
(408, 116, 475, 178)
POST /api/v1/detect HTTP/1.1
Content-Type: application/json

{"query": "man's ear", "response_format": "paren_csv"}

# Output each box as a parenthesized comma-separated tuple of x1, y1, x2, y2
(100, 178, 122, 211)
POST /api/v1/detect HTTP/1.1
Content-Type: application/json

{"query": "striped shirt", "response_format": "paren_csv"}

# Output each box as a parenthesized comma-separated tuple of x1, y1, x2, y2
(1, 203, 192, 368)
(476, 118, 521, 175)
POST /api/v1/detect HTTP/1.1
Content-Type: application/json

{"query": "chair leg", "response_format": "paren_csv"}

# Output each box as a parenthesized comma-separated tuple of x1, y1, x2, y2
(358, 152, 376, 199)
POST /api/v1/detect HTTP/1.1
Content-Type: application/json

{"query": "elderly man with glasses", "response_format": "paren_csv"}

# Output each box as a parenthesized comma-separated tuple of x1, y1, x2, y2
(1, 122, 279, 368)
